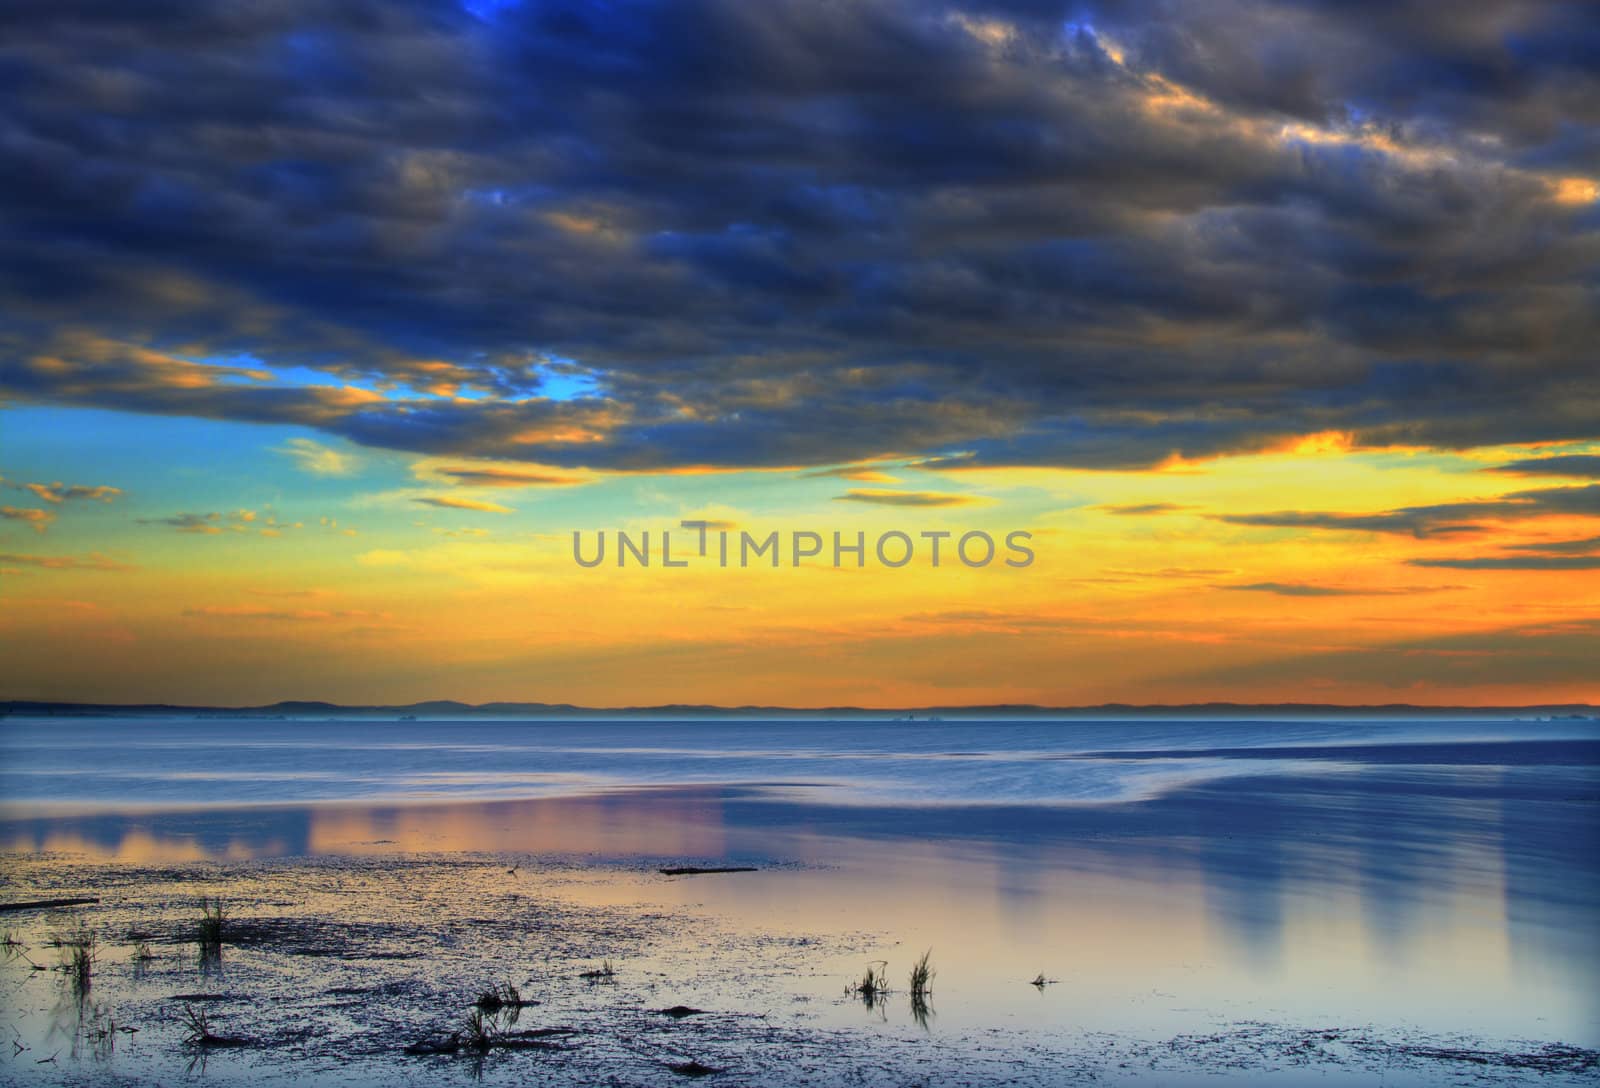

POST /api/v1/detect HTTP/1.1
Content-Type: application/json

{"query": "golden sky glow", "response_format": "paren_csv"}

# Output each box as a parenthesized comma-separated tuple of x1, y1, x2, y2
(4, 424, 1598, 706)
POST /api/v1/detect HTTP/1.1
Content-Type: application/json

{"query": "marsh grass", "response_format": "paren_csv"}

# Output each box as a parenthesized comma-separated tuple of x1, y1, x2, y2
(181, 1006, 214, 1044)
(908, 949, 935, 1028)
(196, 898, 226, 958)
(845, 961, 891, 1010)
(474, 981, 531, 1025)
(52, 926, 95, 998)
(0, 932, 36, 969)
(180, 1004, 248, 1048)
(578, 959, 615, 982)
(667, 1059, 724, 1077)
(84, 1004, 117, 1061)
(908, 949, 935, 999)
(462, 1008, 498, 1053)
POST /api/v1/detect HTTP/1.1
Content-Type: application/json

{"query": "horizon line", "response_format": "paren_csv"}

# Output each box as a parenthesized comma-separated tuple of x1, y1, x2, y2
(5, 698, 1596, 717)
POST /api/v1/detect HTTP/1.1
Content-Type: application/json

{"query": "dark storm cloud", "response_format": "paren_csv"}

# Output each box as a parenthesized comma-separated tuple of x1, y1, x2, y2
(0, 0, 1596, 469)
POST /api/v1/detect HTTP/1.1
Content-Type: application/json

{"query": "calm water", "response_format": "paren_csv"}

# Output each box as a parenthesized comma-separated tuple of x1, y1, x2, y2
(2, 716, 1595, 809)
(1, 716, 1597, 1082)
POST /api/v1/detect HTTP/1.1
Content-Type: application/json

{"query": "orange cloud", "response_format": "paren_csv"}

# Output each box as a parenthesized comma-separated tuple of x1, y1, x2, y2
(1, 506, 56, 533)
(183, 606, 391, 622)
(416, 495, 514, 514)
(833, 489, 979, 507)
(434, 465, 585, 488)
(20, 482, 123, 503)
(0, 551, 134, 571)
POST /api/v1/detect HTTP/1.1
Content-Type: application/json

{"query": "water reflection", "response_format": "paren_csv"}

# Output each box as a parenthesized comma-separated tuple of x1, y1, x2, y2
(2, 760, 1596, 1043)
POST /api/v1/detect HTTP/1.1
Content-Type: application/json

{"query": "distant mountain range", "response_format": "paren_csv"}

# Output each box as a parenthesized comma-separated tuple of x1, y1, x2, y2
(2, 699, 1595, 720)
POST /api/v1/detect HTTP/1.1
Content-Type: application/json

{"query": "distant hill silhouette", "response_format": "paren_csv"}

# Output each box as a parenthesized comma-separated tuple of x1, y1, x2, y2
(2, 699, 1595, 720)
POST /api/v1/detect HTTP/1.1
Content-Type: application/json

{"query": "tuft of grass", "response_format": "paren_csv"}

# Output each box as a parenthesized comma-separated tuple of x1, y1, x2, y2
(196, 898, 226, 957)
(85, 1004, 118, 1061)
(54, 926, 95, 998)
(908, 949, 935, 1029)
(908, 949, 935, 999)
(474, 980, 522, 1011)
(3, 932, 41, 972)
(180, 1005, 211, 1044)
(474, 981, 529, 1026)
(180, 1005, 248, 1048)
(578, 959, 615, 982)
(667, 1059, 725, 1077)
(461, 1008, 499, 1053)
(845, 961, 891, 1009)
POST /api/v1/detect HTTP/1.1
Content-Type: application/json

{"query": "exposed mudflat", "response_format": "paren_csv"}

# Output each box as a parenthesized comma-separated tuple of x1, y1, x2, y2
(2, 850, 1594, 1087)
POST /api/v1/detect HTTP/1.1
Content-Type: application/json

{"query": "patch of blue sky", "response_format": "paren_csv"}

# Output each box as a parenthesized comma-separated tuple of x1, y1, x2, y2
(202, 354, 599, 404)
(536, 357, 605, 401)
(0, 406, 399, 527)
(461, 183, 553, 207)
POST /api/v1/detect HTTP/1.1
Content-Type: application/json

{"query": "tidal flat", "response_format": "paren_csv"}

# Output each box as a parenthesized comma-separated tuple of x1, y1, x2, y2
(1, 718, 1597, 1085)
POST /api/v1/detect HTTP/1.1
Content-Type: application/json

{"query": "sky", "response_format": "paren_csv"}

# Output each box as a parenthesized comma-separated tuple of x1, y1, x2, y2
(1, 0, 1598, 708)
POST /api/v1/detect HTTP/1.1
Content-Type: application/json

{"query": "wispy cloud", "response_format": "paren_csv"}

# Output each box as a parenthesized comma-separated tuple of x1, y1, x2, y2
(1096, 502, 1190, 516)
(1105, 567, 1233, 579)
(140, 510, 299, 535)
(1215, 484, 1600, 538)
(1407, 556, 1600, 571)
(276, 437, 358, 476)
(19, 482, 122, 503)
(183, 605, 390, 622)
(1217, 581, 1453, 597)
(1484, 454, 1600, 479)
(1504, 535, 1600, 555)
(0, 551, 134, 571)
(833, 489, 978, 507)
(432, 465, 584, 488)
(1, 506, 56, 533)
(415, 495, 514, 514)
(801, 466, 900, 482)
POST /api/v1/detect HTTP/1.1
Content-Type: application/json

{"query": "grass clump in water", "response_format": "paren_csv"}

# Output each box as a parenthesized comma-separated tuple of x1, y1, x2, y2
(179, 1005, 248, 1048)
(474, 980, 533, 1024)
(908, 949, 935, 1000)
(908, 949, 935, 1028)
(196, 898, 226, 958)
(461, 1008, 499, 1053)
(845, 961, 891, 1010)
(578, 959, 616, 982)
(53, 926, 95, 998)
